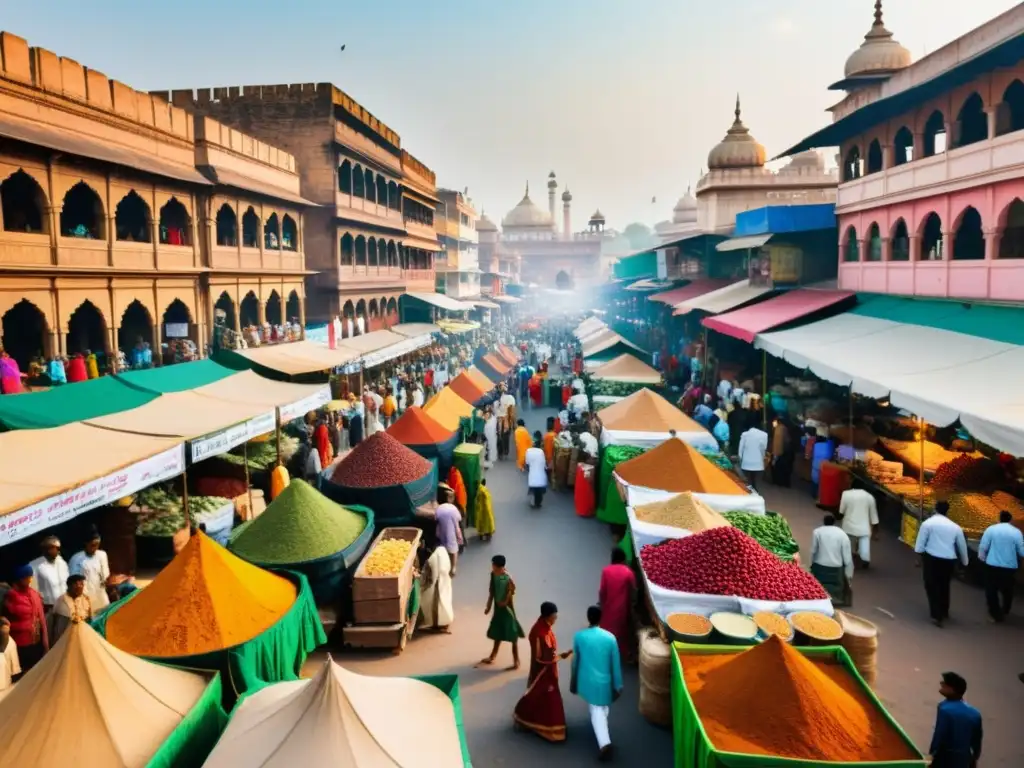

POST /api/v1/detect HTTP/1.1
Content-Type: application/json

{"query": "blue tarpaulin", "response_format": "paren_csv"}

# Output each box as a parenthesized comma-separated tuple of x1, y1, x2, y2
(734, 204, 836, 237)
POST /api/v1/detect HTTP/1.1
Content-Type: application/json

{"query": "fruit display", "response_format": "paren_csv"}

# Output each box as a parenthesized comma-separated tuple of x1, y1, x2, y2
(220, 434, 300, 471)
(865, 459, 903, 484)
(639, 527, 828, 602)
(931, 454, 1006, 491)
(134, 486, 230, 536)
(947, 492, 1010, 538)
(722, 511, 800, 561)
(881, 477, 935, 506)
(990, 490, 1024, 519)
(879, 437, 982, 475)
(362, 539, 414, 576)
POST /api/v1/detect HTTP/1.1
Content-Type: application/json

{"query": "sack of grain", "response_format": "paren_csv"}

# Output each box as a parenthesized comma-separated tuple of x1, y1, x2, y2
(638, 629, 672, 727)
(638, 683, 672, 727)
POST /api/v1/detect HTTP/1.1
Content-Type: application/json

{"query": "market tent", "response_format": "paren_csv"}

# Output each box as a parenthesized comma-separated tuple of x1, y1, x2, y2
(591, 354, 662, 384)
(0, 422, 183, 523)
(581, 326, 618, 348)
(497, 344, 520, 365)
(575, 317, 607, 338)
(217, 341, 361, 377)
(849, 293, 1024, 345)
(673, 279, 772, 316)
(647, 279, 729, 307)
(449, 370, 488, 404)
(0, 376, 157, 430)
(598, 388, 717, 452)
(192, 370, 330, 422)
(202, 658, 467, 767)
(424, 387, 475, 432)
(115, 359, 236, 393)
(336, 329, 405, 355)
(438, 319, 481, 334)
(702, 288, 855, 342)
(390, 322, 440, 338)
(0, 621, 224, 768)
(583, 334, 647, 361)
(404, 291, 475, 312)
(466, 366, 496, 393)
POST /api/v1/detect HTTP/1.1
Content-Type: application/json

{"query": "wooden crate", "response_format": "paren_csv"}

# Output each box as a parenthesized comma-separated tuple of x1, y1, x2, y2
(353, 595, 407, 625)
(341, 613, 417, 653)
(352, 527, 422, 602)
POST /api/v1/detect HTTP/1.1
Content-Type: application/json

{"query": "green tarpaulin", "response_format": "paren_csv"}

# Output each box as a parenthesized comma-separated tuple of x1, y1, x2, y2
(596, 445, 646, 525)
(146, 673, 228, 768)
(0, 376, 157, 430)
(118, 359, 237, 393)
(614, 250, 657, 280)
(93, 570, 326, 707)
(453, 443, 483, 527)
(852, 294, 1024, 345)
(670, 644, 925, 768)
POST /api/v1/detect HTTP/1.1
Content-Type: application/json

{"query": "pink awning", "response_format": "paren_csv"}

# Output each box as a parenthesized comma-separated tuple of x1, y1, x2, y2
(702, 289, 855, 343)
(648, 280, 729, 306)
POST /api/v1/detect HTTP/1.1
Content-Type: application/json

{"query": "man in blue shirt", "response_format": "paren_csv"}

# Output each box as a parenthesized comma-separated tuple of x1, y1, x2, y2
(914, 501, 969, 627)
(929, 671, 982, 768)
(978, 510, 1024, 622)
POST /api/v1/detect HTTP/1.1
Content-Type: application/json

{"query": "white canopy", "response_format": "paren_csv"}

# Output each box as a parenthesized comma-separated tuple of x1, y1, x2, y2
(755, 314, 1024, 455)
(575, 317, 607, 338)
(203, 657, 464, 767)
(390, 322, 440, 338)
(404, 292, 474, 312)
(673, 279, 771, 316)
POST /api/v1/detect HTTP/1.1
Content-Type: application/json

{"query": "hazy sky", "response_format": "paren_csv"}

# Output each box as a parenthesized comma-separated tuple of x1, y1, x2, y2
(5, 1, 1019, 228)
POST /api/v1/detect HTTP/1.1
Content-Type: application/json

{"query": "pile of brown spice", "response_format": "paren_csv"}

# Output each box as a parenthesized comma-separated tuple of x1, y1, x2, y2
(633, 492, 730, 531)
(615, 438, 747, 495)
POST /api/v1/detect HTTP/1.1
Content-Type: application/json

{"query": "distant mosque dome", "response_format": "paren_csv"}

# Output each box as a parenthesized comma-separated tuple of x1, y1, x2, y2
(476, 212, 498, 232)
(502, 183, 555, 229)
(672, 187, 697, 224)
(707, 95, 766, 170)
(562, 187, 573, 202)
(589, 209, 606, 224)
(844, 0, 911, 81)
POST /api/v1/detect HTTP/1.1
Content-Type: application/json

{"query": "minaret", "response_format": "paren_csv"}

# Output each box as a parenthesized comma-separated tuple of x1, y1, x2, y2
(562, 187, 572, 240)
(547, 171, 557, 221)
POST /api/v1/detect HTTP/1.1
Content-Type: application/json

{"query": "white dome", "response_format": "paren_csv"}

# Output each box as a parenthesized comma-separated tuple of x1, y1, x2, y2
(672, 187, 697, 224)
(844, 1, 911, 80)
(502, 183, 555, 229)
(476, 212, 498, 232)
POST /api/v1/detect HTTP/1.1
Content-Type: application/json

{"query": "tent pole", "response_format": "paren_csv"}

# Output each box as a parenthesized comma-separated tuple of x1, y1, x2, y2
(761, 350, 767, 429)
(182, 468, 192, 531)
(919, 416, 925, 517)
(245, 439, 254, 511)
(848, 389, 853, 437)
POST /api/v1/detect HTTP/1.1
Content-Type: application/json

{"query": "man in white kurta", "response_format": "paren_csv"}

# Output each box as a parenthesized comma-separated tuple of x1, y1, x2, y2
(29, 535, 69, 612)
(68, 532, 110, 611)
(839, 488, 879, 567)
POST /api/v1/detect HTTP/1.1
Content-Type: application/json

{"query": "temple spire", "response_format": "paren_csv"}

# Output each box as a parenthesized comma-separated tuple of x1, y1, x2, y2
(735, 93, 741, 122)
(874, 0, 883, 26)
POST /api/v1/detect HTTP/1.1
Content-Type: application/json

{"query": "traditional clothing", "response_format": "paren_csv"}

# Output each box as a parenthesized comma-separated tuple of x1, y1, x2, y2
(314, 423, 334, 469)
(475, 484, 495, 538)
(66, 355, 88, 383)
(29, 554, 69, 608)
(514, 426, 531, 470)
(598, 563, 636, 660)
(447, 467, 468, 511)
(483, 416, 498, 468)
(419, 547, 454, 631)
(68, 549, 110, 611)
(0, 634, 20, 691)
(571, 626, 623, 751)
(0, 355, 23, 394)
(513, 617, 567, 742)
(85, 353, 99, 379)
(2, 584, 48, 671)
(543, 431, 556, 469)
(50, 592, 93, 644)
(486, 572, 525, 642)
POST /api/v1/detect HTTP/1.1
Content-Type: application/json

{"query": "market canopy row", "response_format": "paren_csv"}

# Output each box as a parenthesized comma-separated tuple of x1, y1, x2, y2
(590, 354, 661, 384)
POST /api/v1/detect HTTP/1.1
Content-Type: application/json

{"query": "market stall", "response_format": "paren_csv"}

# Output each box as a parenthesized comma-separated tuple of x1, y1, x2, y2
(0, 621, 227, 768)
(202, 658, 470, 767)
(387, 405, 461, 475)
(589, 353, 662, 400)
(423, 387, 476, 434)
(574, 316, 608, 339)
(215, 339, 363, 379)
(448, 369, 489, 405)
(93, 531, 325, 703)
(476, 353, 512, 383)
(597, 388, 718, 452)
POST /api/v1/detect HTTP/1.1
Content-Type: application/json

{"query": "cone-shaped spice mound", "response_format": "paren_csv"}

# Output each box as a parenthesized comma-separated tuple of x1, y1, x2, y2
(229, 479, 367, 564)
(683, 635, 919, 761)
(0, 621, 209, 767)
(422, 387, 474, 431)
(106, 531, 297, 658)
(330, 431, 433, 487)
(448, 371, 487, 405)
(387, 405, 454, 445)
(616, 437, 747, 493)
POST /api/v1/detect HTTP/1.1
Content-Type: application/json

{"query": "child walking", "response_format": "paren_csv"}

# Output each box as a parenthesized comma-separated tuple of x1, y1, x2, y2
(479, 554, 524, 670)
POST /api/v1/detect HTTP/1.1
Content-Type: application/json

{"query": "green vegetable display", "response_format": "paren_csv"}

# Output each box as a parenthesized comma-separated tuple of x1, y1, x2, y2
(134, 486, 230, 536)
(220, 434, 300, 471)
(697, 448, 734, 473)
(723, 510, 800, 561)
(589, 380, 648, 398)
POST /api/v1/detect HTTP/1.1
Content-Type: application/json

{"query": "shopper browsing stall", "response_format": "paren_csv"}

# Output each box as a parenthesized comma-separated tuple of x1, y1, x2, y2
(570, 605, 623, 762)
(839, 488, 880, 569)
(914, 501, 969, 627)
(2, 565, 47, 672)
(524, 433, 548, 509)
(737, 423, 768, 490)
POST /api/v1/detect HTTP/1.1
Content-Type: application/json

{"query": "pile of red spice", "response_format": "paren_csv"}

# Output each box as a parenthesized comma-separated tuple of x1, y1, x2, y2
(386, 406, 454, 445)
(681, 636, 919, 761)
(447, 373, 487, 405)
(331, 432, 432, 487)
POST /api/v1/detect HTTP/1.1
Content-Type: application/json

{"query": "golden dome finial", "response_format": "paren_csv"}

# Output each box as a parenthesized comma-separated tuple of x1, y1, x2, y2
(734, 93, 741, 124)
(874, 0, 883, 26)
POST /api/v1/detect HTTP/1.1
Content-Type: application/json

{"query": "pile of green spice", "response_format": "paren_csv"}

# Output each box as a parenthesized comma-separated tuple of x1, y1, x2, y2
(723, 511, 800, 561)
(228, 479, 367, 564)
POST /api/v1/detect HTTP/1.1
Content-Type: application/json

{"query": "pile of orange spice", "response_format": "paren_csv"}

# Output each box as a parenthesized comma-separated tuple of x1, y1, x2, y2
(681, 636, 918, 762)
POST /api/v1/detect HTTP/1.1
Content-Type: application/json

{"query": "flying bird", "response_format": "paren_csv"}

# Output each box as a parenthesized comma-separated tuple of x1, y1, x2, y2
(340, 44, 346, 52)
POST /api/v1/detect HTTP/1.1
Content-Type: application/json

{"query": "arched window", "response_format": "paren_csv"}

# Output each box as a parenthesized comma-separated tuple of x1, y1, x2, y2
(67, 299, 107, 356)
(365, 169, 376, 203)
(843, 226, 859, 262)
(368, 237, 378, 267)
(1, 170, 47, 233)
(158, 197, 191, 246)
(999, 199, 1024, 258)
(388, 181, 399, 210)
(264, 212, 280, 250)
(953, 207, 984, 260)
(352, 164, 364, 197)
(214, 291, 236, 330)
(376, 175, 387, 206)
(215, 203, 237, 247)
(555, 271, 573, 290)
(923, 111, 947, 157)
(342, 301, 355, 319)
(162, 298, 192, 341)
(866, 223, 882, 261)
(893, 127, 914, 165)
(265, 290, 282, 326)
(338, 159, 352, 194)
(286, 291, 301, 322)
(866, 140, 883, 174)
(368, 299, 379, 317)
(891, 219, 910, 261)
(386, 297, 397, 316)
(920, 213, 944, 260)
(956, 93, 987, 148)
(115, 190, 151, 242)
(387, 240, 397, 267)
(242, 207, 259, 248)
(118, 300, 153, 357)
(1, 299, 50, 368)
(239, 291, 260, 327)
(281, 214, 298, 251)
(341, 233, 354, 266)
(61, 182, 104, 239)
(355, 235, 367, 266)
(843, 147, 862, 182)
(998, 80, 1024, 136)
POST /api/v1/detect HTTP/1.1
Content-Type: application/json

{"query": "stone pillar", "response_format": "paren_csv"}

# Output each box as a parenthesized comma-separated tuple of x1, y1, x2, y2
(47, 206, 60, 264)
(881, 237, 892, 261)
(150, 218, 160, 268)
(107, 215, 116, 266)
(881, 145, 893, 171)
(107, 326, 117, 362)
(153, 318, 163, 366)
(984, 229, 999, 260)
(299, 295, 307, 339)
(986, 108, 997, 141)
(189, 197, 200, 266)
(257, 299, 266, 327)
(913, 133, 924, 161)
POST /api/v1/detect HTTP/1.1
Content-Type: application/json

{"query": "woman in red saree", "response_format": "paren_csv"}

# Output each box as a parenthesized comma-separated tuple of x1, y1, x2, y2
(314, 419, 334, 469)
(599, 547, 637, 662)
(513, 602, 570, 742)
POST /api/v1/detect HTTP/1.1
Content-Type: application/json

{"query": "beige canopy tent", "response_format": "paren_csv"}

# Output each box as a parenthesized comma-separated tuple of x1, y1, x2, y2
(598, 388, 703, 433)
(583, 333, 646, 359)
(580, 326, 616, 348)
(202, 657, 464, 767)
(590, 354, 662, 384)
(390, 322, 440, 338)
(228, 340, 362, 376)
(336, 329, 406, 354)
(575, 317, 606, 338)
(0, 621, 210, 768)
(193, 370, 329, 422)
(0, 422, 184, 517)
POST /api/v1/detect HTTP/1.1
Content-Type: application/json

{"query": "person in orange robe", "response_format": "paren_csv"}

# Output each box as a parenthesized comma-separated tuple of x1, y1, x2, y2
(543, 417, 556, 470)
(514, 419, 531, 470)
(314, 419, 334, 469)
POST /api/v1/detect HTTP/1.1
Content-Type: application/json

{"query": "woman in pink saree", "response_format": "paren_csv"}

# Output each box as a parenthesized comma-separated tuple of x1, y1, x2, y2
(598, 547, 637, 663)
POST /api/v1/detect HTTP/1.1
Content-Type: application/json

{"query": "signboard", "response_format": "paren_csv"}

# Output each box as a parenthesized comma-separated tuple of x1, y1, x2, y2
(656, 249, 668, 280)
(768, 244, 803, 286)
(279, 386, 332, 423)
(190, 411, 276, 463)
(165, 323, 189, 338)
(0, 444, 186, 545)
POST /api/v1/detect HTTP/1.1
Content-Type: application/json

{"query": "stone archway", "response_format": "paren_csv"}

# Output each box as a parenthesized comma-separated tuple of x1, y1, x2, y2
(67, 299, 108, 356)
(555, 270, 573, 290)
(214, 291, 236, 330)
(1, 299, 50, 369)
(265, 290, 283, 326)
(118, 299, 154, 360)
(239, 291, 260, 327)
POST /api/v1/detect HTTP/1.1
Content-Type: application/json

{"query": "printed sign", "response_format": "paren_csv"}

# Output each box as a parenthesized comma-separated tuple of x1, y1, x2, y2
(279, 387, 332, 423)
(190, 411, 277, 463)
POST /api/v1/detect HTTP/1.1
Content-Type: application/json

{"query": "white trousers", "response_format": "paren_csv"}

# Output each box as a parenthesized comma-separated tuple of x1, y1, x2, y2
(849, 534, 871, 562)
(589, 704, 611, 748)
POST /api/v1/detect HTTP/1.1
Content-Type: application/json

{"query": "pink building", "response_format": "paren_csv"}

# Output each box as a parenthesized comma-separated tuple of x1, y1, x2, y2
(781, 2, 1024, 302)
